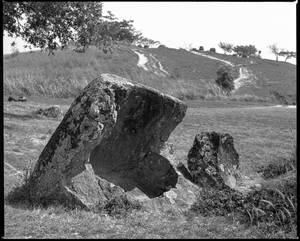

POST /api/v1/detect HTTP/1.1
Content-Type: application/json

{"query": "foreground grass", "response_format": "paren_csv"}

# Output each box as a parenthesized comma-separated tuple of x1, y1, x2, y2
(3, 97, 297, 239)
(6, 200, 297, 239)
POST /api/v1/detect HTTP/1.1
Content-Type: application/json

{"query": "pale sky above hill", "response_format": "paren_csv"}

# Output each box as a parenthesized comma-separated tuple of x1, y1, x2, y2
(3, 1, 297, 64)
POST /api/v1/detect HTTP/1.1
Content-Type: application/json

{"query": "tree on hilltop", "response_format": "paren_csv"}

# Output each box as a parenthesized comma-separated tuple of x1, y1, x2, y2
(218, 42, 233, 55)
(233, 45, 257, 58)
(3, 1, 153, 54)
(268, 43, 281, 62)
(133, 34, 160, 48)
(279, 50, 296, 63)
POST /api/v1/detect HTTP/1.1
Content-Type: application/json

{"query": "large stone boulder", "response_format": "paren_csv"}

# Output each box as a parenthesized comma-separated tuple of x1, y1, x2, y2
(23, 73, 197, 210)
(187, 131, 240, 189)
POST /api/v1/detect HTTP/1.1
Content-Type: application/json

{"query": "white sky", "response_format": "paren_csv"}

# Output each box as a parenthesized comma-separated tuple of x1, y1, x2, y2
(3, 1, 297, 64)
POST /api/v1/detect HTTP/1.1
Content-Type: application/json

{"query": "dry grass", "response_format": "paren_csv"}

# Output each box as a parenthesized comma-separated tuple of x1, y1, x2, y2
(3, 96, 297, 238)
(4, 45, 296, 104)
(168, 102, 296, 176)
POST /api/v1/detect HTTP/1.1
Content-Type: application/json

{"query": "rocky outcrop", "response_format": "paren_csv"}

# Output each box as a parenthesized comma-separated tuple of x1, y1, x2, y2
(187, 131, 240, 189)
(35, 105, 63, 118)
(23, 73, 197, 210)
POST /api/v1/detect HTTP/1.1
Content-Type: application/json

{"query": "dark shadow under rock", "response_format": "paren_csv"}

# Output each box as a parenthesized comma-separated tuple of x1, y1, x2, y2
(13, 73, 198, 211)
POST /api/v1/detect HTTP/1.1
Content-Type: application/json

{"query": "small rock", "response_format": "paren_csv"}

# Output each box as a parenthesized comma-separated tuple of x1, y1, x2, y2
(252, 183, 262, 191)
(8, 96, 17, 102)
(7, 96, 27, 102)
(18, 96, 27, 102)
(35, 105, 63, 118)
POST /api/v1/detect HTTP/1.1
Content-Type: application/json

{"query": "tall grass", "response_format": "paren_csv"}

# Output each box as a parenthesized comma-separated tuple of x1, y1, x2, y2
(4, 45, 295, 102)
(4, 46, 211, 100)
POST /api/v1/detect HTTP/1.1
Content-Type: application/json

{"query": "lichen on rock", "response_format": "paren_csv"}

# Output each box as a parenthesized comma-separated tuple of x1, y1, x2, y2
(22, 73, 197, 211)
(187, 131, 240, 189)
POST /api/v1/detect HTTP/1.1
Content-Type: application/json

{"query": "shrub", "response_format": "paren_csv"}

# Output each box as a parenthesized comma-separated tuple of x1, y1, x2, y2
(100, 194, 142, 217)
(215, 65, 234, 93)
(257, 161, 295, 179)
(189, 181, 297, 234)
(209, 48, 216, 52)
(190, 186, 245, 217)
(189, 147, 297, 235)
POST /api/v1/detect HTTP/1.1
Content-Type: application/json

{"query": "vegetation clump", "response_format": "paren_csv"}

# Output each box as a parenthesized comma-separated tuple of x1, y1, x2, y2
(189, 145, 297, 235)
(189, 170, 297, 236)
(97, 195, 142, 217)
(190, 186, 245, 217)
(215, 65, 235, 93)
(257, 160, 295, 179)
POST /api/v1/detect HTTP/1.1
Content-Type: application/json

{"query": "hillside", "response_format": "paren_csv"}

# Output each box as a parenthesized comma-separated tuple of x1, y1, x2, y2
(3, 45, 296, 104)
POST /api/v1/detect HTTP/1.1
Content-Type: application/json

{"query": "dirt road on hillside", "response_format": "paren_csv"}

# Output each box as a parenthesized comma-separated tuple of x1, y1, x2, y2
(132, 49, 169, 77)
(190, 50, 256, 91)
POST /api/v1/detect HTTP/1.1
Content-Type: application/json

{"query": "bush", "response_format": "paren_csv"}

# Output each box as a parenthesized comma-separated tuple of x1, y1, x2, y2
(209, 48, 216, 52)
(189, 147, 297, 235)
(215, 65, 234, 93)
(257, 161, 295, 179)
(100, 194, 142, 217)
(189, 181, 297, 234)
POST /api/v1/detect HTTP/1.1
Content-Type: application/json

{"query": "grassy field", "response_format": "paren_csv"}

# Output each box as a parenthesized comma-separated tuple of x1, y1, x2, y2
(3, 96, 297, 238)
(3, 45, 296, 103)
(3, 43, 297, 238)
(194, 50, 296, 103)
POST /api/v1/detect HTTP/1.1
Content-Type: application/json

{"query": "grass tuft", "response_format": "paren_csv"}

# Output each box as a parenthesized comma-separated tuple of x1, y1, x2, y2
(188, 146, 297, 236)
(96, 194, 142, 217)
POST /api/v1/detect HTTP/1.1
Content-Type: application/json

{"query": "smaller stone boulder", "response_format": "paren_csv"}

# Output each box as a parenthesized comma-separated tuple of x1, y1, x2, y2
(35, 105, 63, 118)
(187, 131, 240, 189)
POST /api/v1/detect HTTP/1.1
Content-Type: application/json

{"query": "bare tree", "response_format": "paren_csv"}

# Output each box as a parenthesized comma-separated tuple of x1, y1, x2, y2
(279, 50, 296, 62)
(218, 42, 233, 55)
(268, 44, 281, 62)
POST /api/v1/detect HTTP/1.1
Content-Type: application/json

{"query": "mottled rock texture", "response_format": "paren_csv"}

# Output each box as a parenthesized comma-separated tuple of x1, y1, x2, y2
(187, 131, 239, 188)
(24, 73, 196, 210)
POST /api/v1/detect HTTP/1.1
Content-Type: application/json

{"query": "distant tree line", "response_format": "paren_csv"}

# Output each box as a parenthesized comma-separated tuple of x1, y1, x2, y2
(218, 42, 259, 58)
(3, 1, 159, 54)
(191, 42, 260, 58)
(192, 42, 295, 62)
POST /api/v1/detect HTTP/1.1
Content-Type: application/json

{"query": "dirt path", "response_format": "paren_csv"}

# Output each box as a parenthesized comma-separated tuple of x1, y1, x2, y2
(246, 105, 297, 109)
(232, 67, 253, 91)
(190, 50, 234, 67)
(132, 50, 149, 71)
(148, 53, 169, 76)
(190, 50, 256, 91)
(132, 49, 169, 77)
